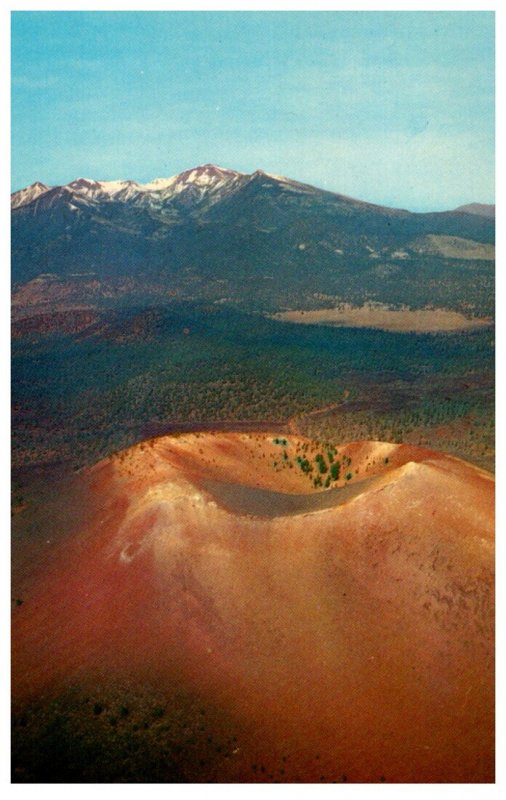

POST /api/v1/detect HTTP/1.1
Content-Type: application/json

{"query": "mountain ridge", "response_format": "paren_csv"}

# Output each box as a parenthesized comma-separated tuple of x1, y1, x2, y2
(11, 162, 495, 318)
(12, 163, 493, 216)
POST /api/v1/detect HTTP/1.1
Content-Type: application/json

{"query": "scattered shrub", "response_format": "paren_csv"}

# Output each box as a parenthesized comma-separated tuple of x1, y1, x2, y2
(330, 462, 340, 481)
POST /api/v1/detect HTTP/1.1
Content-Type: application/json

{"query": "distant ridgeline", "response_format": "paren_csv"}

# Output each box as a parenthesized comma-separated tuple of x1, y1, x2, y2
(11, 164, 494, 317)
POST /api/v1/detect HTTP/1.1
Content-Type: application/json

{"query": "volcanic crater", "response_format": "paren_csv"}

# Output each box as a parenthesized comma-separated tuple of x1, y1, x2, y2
(12, 432, 494, 783)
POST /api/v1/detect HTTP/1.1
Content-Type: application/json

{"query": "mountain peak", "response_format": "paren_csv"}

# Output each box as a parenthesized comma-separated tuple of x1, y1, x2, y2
(69, 178, 99, 188)
(11, 181, 51, 209)
(195, 163, 240, 173)
(454, 203, 495, 219)
(173, 164, 243, 183)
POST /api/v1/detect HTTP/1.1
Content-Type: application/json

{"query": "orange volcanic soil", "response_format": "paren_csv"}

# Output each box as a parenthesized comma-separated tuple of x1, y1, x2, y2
(12, 433, 494, 783)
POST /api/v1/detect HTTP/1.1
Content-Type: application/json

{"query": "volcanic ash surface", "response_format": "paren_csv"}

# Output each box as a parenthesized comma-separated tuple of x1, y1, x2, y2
(12, 433, 494, 783)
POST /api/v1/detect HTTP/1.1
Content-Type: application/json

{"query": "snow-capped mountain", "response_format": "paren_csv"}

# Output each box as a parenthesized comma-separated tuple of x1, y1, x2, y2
(142, 164, 242, 194)
(11, 163, 494, 316)
(10, 164, 328, 220)
(11, 181, 51, 210)
(11, 164, 265, 211)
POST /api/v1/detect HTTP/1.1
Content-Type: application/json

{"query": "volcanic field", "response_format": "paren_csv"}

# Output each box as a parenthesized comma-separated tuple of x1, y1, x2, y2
(11, 432, 494, 783)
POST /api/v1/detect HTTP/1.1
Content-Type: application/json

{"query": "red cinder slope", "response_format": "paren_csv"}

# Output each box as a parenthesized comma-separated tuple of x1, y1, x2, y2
(12, 433, 494, 783)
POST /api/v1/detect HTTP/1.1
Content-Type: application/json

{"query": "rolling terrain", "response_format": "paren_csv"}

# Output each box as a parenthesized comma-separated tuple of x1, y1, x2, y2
(11, 165, 495, 783)
(12, 432, 494, 782)
(11, 164, 495, 476)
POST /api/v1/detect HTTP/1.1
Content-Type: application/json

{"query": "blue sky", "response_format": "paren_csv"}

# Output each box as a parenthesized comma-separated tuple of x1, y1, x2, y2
(11, 10, 495, 211)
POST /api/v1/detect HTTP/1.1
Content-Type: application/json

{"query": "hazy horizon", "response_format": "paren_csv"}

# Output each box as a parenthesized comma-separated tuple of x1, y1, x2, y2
(11, 10, 494, 212)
